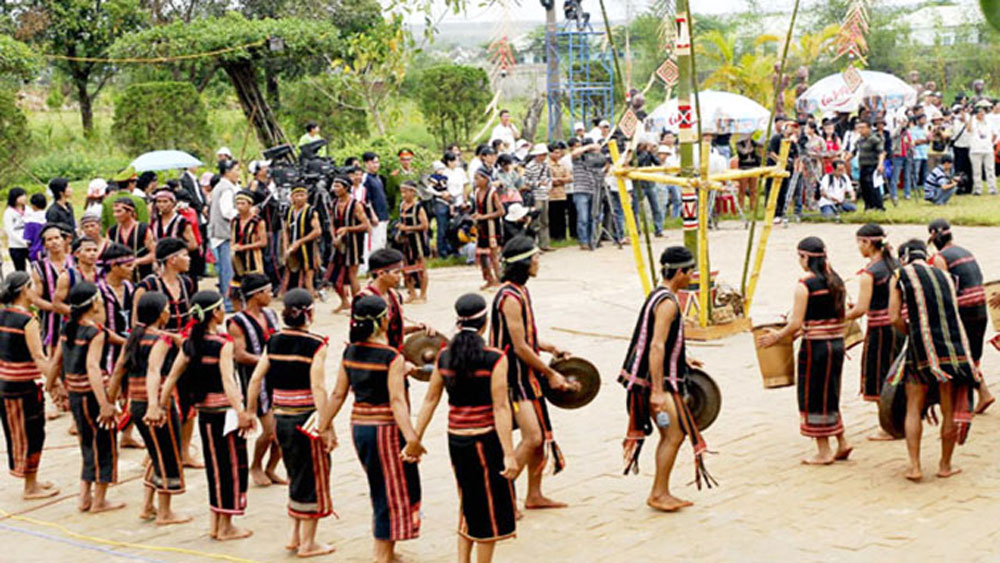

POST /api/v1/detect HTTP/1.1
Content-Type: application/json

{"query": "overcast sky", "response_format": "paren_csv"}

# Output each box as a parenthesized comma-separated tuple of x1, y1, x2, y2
(405, 0, 969, 24)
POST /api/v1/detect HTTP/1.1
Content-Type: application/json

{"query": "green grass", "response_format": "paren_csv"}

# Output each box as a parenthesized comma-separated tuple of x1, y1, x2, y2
(805, 193, 1000, 227)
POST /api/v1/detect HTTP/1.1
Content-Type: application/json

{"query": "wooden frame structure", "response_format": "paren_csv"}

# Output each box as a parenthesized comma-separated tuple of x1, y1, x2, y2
(607, 138, 792, 332)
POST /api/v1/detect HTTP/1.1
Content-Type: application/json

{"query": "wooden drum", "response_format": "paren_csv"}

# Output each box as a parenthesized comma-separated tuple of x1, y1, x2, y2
(985, 280, 1000, 332)
(752, 323, 795, 389)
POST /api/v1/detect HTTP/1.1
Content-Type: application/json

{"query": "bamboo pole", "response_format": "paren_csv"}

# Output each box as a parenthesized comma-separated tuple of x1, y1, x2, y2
(743, 139, 791, 315)
(609, 140, 651, 295)
(740, 0, 801, 298)
(697, 140, 710, 327)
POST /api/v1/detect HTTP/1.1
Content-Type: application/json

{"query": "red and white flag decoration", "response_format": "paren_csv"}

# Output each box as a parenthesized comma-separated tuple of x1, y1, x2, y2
(834, 0, 870, 65)
(656, 58, 679, 86)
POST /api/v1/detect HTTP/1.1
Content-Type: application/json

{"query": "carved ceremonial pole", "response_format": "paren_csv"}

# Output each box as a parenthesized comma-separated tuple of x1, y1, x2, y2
(675, 0, 697, 254)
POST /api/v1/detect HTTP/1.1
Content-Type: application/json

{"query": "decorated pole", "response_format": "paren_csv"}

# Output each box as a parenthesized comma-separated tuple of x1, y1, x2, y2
(674, 0, 697, 254)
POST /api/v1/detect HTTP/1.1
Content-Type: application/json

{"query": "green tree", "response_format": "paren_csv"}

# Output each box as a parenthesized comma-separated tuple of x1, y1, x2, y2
(0, 88, 29, 188)
(9, 0, 146, 134)
(332, 15, 412, 136)
(112, 81, 211, 155)
(415, 64, 491, 149)
(0, 34, 41, 80)
(278, 73, 369, 148)
(697, 30, 777, 106)
(110, 13, 341, 148)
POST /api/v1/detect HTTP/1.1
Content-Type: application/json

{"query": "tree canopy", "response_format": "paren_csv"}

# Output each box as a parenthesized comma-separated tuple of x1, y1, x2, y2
(0, 34, 41, 80)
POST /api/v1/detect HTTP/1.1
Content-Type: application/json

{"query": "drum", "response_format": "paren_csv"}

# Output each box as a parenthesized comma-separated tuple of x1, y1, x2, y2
(985, 280, 1000, 332)
(752, 323, 795, 389)
(844, 320, 863, 350)
(544, 357, 601, 409)
(402, 332, 447, 382)
(685, 368, 722, 431)
(877, 379, 907, 439)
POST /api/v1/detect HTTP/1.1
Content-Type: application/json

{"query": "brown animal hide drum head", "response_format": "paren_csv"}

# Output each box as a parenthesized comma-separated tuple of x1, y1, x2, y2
(686, 368, 722, 431)
(545, 357, 601, 409)
(402, 332, 447, 382)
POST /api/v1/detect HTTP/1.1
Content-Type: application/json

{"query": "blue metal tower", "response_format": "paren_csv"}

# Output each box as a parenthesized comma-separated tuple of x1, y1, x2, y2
(545, 19, 615, 141)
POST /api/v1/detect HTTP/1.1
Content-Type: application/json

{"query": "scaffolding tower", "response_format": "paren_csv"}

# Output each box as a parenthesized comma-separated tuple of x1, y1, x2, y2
(545, 19, 615, 141)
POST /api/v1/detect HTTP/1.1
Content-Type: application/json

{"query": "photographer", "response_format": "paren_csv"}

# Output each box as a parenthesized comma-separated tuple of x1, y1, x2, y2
(925, 114, 951, 198)
(570, 138, 603, 251)
(925, 154, 959, 206)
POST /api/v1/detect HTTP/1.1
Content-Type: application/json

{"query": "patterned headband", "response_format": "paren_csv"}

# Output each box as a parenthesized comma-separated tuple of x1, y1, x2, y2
(243, 283, 272, 298)
(105, 255, 136, 266)
(190, 298, 223, 323)
(503, 247, 539, 264)
(456, 309, 487, 323)
(662, 257, 695, 269)
(72, 292, 98, 311)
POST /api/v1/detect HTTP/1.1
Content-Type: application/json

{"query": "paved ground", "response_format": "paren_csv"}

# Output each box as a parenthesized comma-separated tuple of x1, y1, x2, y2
(2, 221, 999, 562)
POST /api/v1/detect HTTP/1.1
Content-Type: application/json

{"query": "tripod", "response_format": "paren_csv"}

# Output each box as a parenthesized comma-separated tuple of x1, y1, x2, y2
(592, 176, 623, 249)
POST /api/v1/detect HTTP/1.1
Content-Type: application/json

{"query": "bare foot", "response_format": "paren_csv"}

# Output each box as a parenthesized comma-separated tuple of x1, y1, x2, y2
(24, 486, 59, 500)
(801, 454, 835, 466)
(904, 468, 923, 482)
(514, 508, 523, 521)
(266, 469, 288, 485)
(936, 467, 962, 479)
(333, 304, 349, 315)
(89, 499, 126, 513)
(297, 543, 336, 558)
(647, 495, 693, 512)
(413, 298, 427, 304)
(834, 446, 854, 461)
(78, 495, 92, 512)
(215, 527, 253, 541)
(975, 396, 995, 415)
(120, 435, 144, 449)
(286, 540, 300, 552)
(139, 507, 156, 521)
(524, 496, 568, 509)
(867, 431, 897, 441)
(250, 467, 271, 487)
(156, 512, 194, 526)
(46, 410, 63, 420)
(183, 457, 205, 469)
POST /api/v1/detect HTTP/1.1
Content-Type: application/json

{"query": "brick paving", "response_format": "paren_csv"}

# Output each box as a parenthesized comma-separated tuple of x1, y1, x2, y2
(1, 222, 998, 562)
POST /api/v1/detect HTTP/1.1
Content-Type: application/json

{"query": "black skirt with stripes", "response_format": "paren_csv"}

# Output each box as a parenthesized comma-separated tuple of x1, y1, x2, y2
(860, 325, 903, 402)
(0, 381, 45, 478)
(69, 390, 118, 483)
(130, 399, 185, 494)
(276, 410, 333, 519)
(198, 409, 248, 515)
(797, 338, 845, 438)
(448, 430, 516, 542)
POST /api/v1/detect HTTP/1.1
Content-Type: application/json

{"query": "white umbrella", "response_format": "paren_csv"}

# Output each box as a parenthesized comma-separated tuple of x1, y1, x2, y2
(645, 90, 771, 135)
(796, 70, 918, 114)
(130, 150, 203, 172)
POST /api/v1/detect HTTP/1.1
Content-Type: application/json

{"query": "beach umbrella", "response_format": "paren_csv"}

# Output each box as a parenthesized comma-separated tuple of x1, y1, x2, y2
(129, 150, 203, 172)
(796, 70, 918, 114)
(646, 90, 771, 136)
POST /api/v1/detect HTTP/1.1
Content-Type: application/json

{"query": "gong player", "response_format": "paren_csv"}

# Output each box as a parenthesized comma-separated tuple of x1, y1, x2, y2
(490, 235, 577, 510)
(619, 246, 715, 513)
(355, 248, 434, 352)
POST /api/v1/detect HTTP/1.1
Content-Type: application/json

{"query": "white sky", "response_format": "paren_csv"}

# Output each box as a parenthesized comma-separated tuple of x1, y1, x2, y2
(405, 0, 967, 24)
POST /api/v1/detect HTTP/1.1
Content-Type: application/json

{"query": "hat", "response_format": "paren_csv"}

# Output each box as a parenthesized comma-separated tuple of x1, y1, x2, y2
(216, 146, 233, 158)
(87, 178, 108, 198)
(155, 237, 187, 262)
(397, 148, 414, 158)
(599, 119, 611, 128)
(505, 203, 529, 223)
(234, 189, 255, 204)
(528, 143, 549, 157)
(79, 212, 101, 226)
(199, 172, 214, 187)
(249, 159, 271, 174)
(952, 104, 964, 111)
(112, 166, 137, 183)
(152, 187, 176, 202)
(573, 121, 585, 131)
(975, 99, 993, 110)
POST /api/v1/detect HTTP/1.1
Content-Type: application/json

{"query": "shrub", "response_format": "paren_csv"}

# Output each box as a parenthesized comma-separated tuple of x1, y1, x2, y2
(113, 81, 211, 155)
(26, 151, 130, 184)
(414, 65, 492, 150)
(0, 88, 29, 188)
(278, 74, 370, 149)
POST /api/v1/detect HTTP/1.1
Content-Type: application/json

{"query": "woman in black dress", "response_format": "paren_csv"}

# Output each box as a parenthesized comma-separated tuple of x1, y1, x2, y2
(159, 290, 254, 541)
(759, 237, 852, 464)
(410, 293, 517, 563)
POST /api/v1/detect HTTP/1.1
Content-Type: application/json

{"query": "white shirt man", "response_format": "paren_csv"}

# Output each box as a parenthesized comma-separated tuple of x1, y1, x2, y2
(490, 110, 519, 154)
(818, 163, 857, 217)
(443, 166, 469, 207)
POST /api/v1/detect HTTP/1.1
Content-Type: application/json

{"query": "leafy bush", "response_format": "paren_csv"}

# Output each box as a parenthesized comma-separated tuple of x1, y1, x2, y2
(414, 65, 492, 149)
(0, 88, 29, 188)
(27, 151, 130, 184)
(279, 74, 370, 149)
(113, 81, 211, 155)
